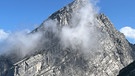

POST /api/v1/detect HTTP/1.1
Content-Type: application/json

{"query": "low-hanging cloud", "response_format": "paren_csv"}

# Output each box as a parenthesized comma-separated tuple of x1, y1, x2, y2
(0, 29, 9, 41)
(60, 0, 100, 53)
(0, 30, 43, 58)
(0, 0, 102, 58)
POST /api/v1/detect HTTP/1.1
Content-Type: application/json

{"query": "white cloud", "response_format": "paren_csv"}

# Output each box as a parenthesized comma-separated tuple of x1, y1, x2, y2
(0, 28, 44, 57)
(0, 29, 9, 40)
(120, 26, 135, 43)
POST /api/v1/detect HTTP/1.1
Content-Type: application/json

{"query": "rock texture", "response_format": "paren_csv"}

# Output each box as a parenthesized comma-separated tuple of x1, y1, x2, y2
(0, 0, 135, 76)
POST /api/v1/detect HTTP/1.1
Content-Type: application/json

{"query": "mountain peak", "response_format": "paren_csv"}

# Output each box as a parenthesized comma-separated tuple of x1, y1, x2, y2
(0, 0, 135, 76)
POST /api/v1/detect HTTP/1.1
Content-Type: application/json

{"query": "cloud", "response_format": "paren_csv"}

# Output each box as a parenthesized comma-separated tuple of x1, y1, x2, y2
(42, 0, 103, 55)
(120, 26, 135, 43)
(0, 0, 102, 58)
(0, 29, 9, 41)
(0, 29, 43, 58)
(59, 0, 99, 53)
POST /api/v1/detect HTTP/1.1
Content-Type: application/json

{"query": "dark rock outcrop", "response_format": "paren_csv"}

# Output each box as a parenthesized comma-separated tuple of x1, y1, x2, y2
(117, 44, 135, 76)
(118, 60, 135, 76)
(0, 55, 14, 76)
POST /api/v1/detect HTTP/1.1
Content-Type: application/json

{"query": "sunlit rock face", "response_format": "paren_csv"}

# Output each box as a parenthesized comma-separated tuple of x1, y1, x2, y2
(0, 0, 134, 76)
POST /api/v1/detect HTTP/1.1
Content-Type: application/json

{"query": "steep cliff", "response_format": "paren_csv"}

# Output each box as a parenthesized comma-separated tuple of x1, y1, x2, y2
(0, 0, 134, 76)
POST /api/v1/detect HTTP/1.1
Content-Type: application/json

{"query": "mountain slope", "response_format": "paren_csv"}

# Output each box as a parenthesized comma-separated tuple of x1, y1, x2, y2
(0, 0, 134, 76)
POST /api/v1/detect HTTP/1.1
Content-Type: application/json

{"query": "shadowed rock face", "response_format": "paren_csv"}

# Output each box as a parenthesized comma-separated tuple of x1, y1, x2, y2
(130, 44, 135, 58)
(117, 44, 135, 76)
(0, 0, 134, 76)
(0, 55, 14, 76)
(118, 61, 135, 76)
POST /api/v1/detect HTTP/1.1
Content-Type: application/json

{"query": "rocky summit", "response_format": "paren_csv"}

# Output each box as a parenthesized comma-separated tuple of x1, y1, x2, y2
(0, 0, 135, 76)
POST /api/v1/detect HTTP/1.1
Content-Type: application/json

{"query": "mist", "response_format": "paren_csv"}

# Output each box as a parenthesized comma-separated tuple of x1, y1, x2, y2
(60, 0, 100, 53)
(0, 0, 102, 58)
(0, 30, 43, 58)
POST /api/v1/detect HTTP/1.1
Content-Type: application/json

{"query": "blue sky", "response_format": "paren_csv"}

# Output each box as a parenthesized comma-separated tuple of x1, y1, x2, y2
(0, 0, 135, 43)
(98, 0, 135, 30)
(98, 0, 135, 43)
(0, 0, 73, 31)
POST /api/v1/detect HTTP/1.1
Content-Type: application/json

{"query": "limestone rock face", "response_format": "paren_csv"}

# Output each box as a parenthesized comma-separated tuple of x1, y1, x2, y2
(0, 0, 134, 76)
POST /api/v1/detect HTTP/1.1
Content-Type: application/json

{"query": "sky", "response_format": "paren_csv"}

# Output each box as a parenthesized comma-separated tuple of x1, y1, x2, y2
(0, 0, 135, 43)
(98, 0, 135, 43)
